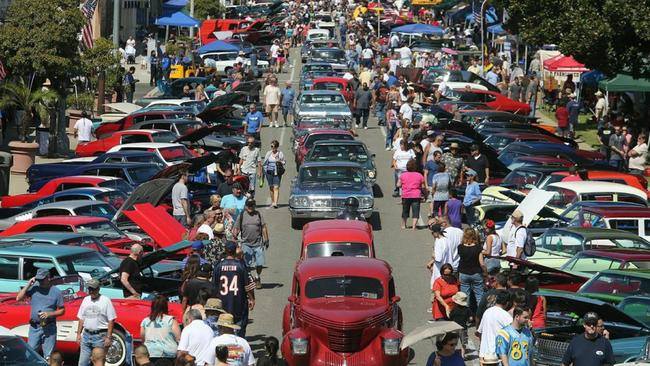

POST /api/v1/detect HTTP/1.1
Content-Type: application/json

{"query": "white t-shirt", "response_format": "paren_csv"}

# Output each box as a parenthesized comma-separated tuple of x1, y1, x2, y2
(399, 103, 413, 123)
(74, 118, 93, 142)
(389, 59, 400, 74)
(263, 85, 281, 105)
(506, 225, 527, 258)
(444, 226, 463, 270)
(398, 46, 412, 67)
(76, 295, 116, 331)
(629, 143, 648, 171)
(197, 224, 215, 239)
(392, 149, 415, 171)
(270, 44, 280, 58)
(478, 306, 513, 358)
(178, 319, 214, 358)
(390, 34, 400, 48)
(197, 333, 256, 366)
(430, 236, 450, 287)
(361, 48, 374, 59)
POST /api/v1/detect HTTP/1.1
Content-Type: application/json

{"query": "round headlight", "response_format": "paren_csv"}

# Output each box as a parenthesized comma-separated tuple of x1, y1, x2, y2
(367, 170, 376, 179)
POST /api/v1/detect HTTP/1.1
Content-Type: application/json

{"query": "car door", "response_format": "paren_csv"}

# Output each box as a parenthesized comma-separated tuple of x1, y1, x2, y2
(0, 255, 22, 292)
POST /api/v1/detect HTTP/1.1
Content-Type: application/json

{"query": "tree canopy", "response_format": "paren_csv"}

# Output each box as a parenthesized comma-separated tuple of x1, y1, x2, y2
(497, 0, 650, 78)
(194, 0, 226, 20)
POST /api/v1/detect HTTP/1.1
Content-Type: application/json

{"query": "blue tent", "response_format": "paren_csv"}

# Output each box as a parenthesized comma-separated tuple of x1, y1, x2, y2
(580, 70, 605, 86)
(487, 24, 506, 35)
(391, 24, 444, 36)
(197, 40, 240, 54)
(155, 10, 200, 27)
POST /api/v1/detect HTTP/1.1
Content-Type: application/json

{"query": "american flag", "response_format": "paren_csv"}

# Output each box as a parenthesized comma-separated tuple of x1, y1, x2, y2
(80, 0, 98, 49)
(0, 58, 6, 80)
(473, 1, 482, 24)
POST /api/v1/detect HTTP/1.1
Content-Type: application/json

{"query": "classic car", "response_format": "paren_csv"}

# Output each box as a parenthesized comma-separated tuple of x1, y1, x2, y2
(488, 257, 588, 292)
(532, 292, 650, 365)
(313, 12, 336, 30)
(135, 77, 209, 107)
(474, 203, 561, 237)
(75, 129, 177, 157)
(106, 142, 195, 166)
(573, 269, 650, 304)
(540, 171, 649, 197)
(481, 165, 569, 204)
(0, 287, 183, 366)
(529, 227, 650, 268)
(558, 201, 647, 223)
(484, 132, 567, 153)
(294, 130, 355, 170)
(195, 92, 250, 130)
(200, 51, 269, 76)
(312, 77, 355, 105)
(289, 162, 374, 229)
(144, 99, 207, 115)
(560, 249, 650, 277)
(29, 162, 161, 193)
(306, 48, 347, 71)
(567, 207, 650, 240)
(97, 102, 141, 123)
(300, 219, 375, 259)
(545, 181, 648, 213)
(292, 116, 353, 143)
(0, 325, 48, 365)
(446, 89, 532, 115)
(305, 140, 377, 185)
(281, 257, 408, 366)
(299, 63, 337, 90)
(306, 28, 330, 42)
(2, 176, 132, 208)
(498, 141, 608, 169)
(94, 109, 195, 139)
(0, 200, 117, 231)
(506, 156, 575, 171)
(131, 118, 247, 151)
(300, 39, 332, 63)
(416, 68, 500, 93)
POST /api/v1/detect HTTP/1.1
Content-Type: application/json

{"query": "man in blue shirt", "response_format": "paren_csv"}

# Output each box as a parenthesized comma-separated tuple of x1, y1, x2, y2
(280, 81, 295, 127)
(243, 104, 264, 141)
(463, 169, 482, 226)
(220, 182, 247, 220)
(496, 306, 533, 366)
(486, 66, 500, 86)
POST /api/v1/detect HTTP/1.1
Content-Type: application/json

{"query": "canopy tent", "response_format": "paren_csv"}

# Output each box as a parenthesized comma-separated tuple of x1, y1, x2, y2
(155, 10, 200, 28)
(391, 23, 445, 36)
(543, 54, 588, 73)
(580, 70, 605, 86)
(486, 24, 506, 35)
(197, 40, 240, 55)
(598, 74, 650, 93)
(163, 0, 188, 7)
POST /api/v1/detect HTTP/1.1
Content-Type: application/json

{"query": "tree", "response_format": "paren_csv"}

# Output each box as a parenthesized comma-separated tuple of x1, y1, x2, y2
(0, 80, 58, 142)
(81, 37, 122, 114)
(194, 0, 226, 20)
(496, 0, 650, 78)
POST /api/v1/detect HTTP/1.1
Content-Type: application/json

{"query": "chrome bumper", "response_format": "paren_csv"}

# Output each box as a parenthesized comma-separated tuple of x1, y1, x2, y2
(289, 207, 373, 219)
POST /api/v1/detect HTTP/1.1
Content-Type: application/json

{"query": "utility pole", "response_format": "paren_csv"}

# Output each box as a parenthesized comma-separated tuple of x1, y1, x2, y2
(480, 0, 488, 77)
(112, 0, 120, 47)
(189, 0, 195, 37)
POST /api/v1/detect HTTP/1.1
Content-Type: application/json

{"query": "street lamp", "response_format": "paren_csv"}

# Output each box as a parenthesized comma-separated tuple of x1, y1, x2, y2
(480, 0, 488, 77)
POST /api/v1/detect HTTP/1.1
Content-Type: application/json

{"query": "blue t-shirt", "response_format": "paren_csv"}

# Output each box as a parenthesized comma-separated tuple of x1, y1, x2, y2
(281, 88, 295, 107)
(426, 350, 465, 366)
(220, 194, 247, 219)
(27, 285, 64, 323)
(212, 258, 250, 320)
(425, 161, 438, 186)
(496, 325, 533, 366)
(387, 75, 398, 87)
(463, 182, 481, 207)
(244, 111, 264, 133)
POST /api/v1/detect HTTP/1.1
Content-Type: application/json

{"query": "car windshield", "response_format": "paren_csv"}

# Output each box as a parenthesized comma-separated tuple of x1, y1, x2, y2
(423, 70, 449, 83)
(126, 154, 166, 166)
(498, 151, 525, 167)
(309, 144, 368, 163)
(98, 179, 133, 194)
(484, 135, 516, 151)
(58, 237, 114, 256)
(152, 131, 178, 143)
(313, 82, 344, 91)
(76, 221, 126, 240)
(305, 134, 354, 149)
(73, 203, 117, 220)
(127, 166, 160, 184)
(567, 211, 606, 228)
(316, 15, 332, 22)
(305, 276, 383, 299)
(311, 50, 345, 60)
(537, 174, 565, 190)
(158, 146, 194, 162)
(95, 191, 127, 209)
(300, 94, 346, 105)
(300, 166, 364, 184)
(306, 242, 370, 258)
(0, 336, 48, 365)
(618, 297, 650, 325)
(502, 170, 543, 188)
(181, 100, 207, 114)
(546, 186, 579, 208)
(59, 251, 113, 277)
(538, 231, 584, 254)
(303, 64, 333, 73)
(176, 122, 205, 136)
(582, 273, 650, 297)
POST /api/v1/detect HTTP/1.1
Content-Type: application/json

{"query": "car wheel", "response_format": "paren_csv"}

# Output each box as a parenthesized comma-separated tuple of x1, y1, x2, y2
(105, 329, 127, 366)
(291, 217, 303, 230)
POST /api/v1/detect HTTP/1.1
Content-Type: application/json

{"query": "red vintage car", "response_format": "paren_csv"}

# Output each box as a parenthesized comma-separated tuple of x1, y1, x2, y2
(543, 170, 649, 198)
(0, 176, 130, 208)
(294, 129, 355, 170)
(453, 89, 532, 115)
(94, 110, 191, 139)
(0, 216, 157, 255)
(282, 257, 408, 366)
(312, 77, 355, 105)
(0, 289, 182, 366)
(301, 219, 375, 259)
(492, 257, 588, 292)
(76, 129, 177, 157)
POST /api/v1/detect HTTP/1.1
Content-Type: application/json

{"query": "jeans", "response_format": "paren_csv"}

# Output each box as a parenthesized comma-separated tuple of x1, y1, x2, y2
(244, 172, 257, 196)
(235, 310, 248, 338)
(281, 106, 291, 125)
(460, 272, 485, 313)
(385, 123, 396, 148)
(485, 258, 501, 274)
(465, 205, 477, 226)
(174, 215, 187, 228)
(28, 322, 57, 359)
(78, 331, 107, 366)
(609, 159, 623, 170)
(355, 108, 369, 127)
(528, 98, 537, 117)
(375, 102, 386, 125)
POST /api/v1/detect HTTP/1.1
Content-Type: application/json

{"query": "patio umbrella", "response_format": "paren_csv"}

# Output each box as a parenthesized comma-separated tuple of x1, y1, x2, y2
(400, 321, 462, 350)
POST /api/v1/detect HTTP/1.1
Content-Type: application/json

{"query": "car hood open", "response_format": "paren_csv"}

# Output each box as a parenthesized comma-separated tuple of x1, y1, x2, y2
(123, 203, 186, 247)
(174, 125, 222, 143)
(197, 93, 247, 121)
(112, 178, 175, 222)
(301, 300, 389, 326)
(498, 256, 587, 280)
(541, 291, 649, 329)
(100, 239, 194, 280)
(152, 150, 234, 180)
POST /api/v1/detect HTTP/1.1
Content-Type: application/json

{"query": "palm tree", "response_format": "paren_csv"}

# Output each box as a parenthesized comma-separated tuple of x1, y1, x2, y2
(0, 80, 58, 142)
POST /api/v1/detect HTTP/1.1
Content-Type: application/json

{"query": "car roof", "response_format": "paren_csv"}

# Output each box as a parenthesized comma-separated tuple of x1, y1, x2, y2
(311, 47, 343, 51)
(10, 216, 109, 225)
(300, 89, 342, 96)
(296, 257, 391, 279)
(7, 232, 96, 242)
(581, 206, 650, 217)
(303, 220, 372, 243)
(33, 200, 113, 210)
(118, 129, 166, 135)
(99, 151, 158, 157)
(506, 141, 573, 151)
(0, 242, 94, 256)
(552, 226, 648, 240)
(84, 162, 158, 169)
(511, 165, 568, 174)
(311, 139, 365, 146)
(492, 132, 554, 139)
(133, 119, 199, 125)
(578, 248, 650, 261)
(52, 187, 115, 195)
(300, 161, 364, 168)
(306, 129, 353, 136)
(312, 77, 348, 83)
(51, 176, 115, 183)
(548, 181, 647, 197)
(111, 142, 185, 149)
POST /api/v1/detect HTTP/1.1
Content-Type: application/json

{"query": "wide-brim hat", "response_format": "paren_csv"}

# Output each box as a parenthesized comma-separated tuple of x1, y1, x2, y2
(205, 298, 226, 313)
(452, 291, 468, 306)
(216, 313, 241, 329)
(595, 91, 603, 97)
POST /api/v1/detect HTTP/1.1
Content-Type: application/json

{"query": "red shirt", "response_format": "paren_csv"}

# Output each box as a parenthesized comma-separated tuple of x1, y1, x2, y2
(555, 106, 569, 128)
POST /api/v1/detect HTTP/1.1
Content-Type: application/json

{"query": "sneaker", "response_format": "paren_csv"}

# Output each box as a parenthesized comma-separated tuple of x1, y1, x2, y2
(427, 319, 437, 324)
(355, 124, 359, 128)
(364, 126, 368, 130)
(385, 147, 391, 151)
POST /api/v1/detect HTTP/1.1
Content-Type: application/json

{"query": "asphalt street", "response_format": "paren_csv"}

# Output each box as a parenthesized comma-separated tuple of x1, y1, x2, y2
(245, 51, 479, 365)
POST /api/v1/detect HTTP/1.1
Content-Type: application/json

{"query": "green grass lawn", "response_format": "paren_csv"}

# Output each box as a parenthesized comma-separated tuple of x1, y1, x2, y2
(537, 110, 601, 150)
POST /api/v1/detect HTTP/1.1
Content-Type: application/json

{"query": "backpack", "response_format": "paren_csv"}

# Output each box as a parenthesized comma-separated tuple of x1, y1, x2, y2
(515, 226, 536, 257)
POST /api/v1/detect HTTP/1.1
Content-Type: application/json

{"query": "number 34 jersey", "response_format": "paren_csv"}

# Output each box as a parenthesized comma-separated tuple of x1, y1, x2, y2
(496, 325, 533, 366)
(213, 258, 255, 321)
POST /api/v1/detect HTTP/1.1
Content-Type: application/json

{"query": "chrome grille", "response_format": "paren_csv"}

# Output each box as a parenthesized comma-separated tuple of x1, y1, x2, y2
(534, 338, 569, 364)
(331, 198, 346, 208)
(328, 328, 362, 353)
(320, 347, 381, 365)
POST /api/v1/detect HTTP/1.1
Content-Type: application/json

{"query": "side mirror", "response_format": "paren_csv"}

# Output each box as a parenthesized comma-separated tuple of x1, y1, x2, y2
(391, 295, 401, 304)
(371, 153, 376, 158)
(288, 295, 297, 303)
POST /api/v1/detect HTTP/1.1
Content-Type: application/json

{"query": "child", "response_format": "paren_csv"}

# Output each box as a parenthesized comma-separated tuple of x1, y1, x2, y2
(449, 291, 470, 358)
(446, 190, 462, 228)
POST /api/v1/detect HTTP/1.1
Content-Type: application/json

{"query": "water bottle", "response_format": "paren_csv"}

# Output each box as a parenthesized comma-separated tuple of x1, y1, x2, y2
(38, 311, 46, 327)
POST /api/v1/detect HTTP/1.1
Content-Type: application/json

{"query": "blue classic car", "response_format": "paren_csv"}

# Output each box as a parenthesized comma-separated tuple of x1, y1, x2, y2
(533, 292, 650, 365)
(289, 162, 374, 229)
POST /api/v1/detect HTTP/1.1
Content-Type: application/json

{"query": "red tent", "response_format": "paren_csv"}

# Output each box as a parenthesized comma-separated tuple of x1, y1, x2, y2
(543, 55, 588, 72)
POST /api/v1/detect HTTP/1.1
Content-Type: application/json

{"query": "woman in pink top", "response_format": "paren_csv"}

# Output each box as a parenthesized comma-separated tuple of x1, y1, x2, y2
(397, 159, 425, 230)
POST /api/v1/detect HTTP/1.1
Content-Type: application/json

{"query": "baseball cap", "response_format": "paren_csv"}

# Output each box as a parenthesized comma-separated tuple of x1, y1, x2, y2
(466, 169, 477, 177)
(191, 241, 205, 251)
(511, 209, 524, 220)
(225, 241, 238, 252)
(35, 268, 50, 280)
(245, 198, 256, 208)
(583, 312, 600, 325)
(86, 278, 100, 290)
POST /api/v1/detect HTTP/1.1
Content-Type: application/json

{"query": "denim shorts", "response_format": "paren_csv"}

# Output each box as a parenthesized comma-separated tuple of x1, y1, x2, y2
(265, 172, 282, 187)
(242, 244, 266, 268)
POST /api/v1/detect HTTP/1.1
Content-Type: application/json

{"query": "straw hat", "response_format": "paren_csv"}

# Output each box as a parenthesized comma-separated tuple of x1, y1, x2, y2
(205, 298, 226, 313)
(213, 222, 225, 234)
(216, 313, 241, 330)
(452, 292, 468, 307)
